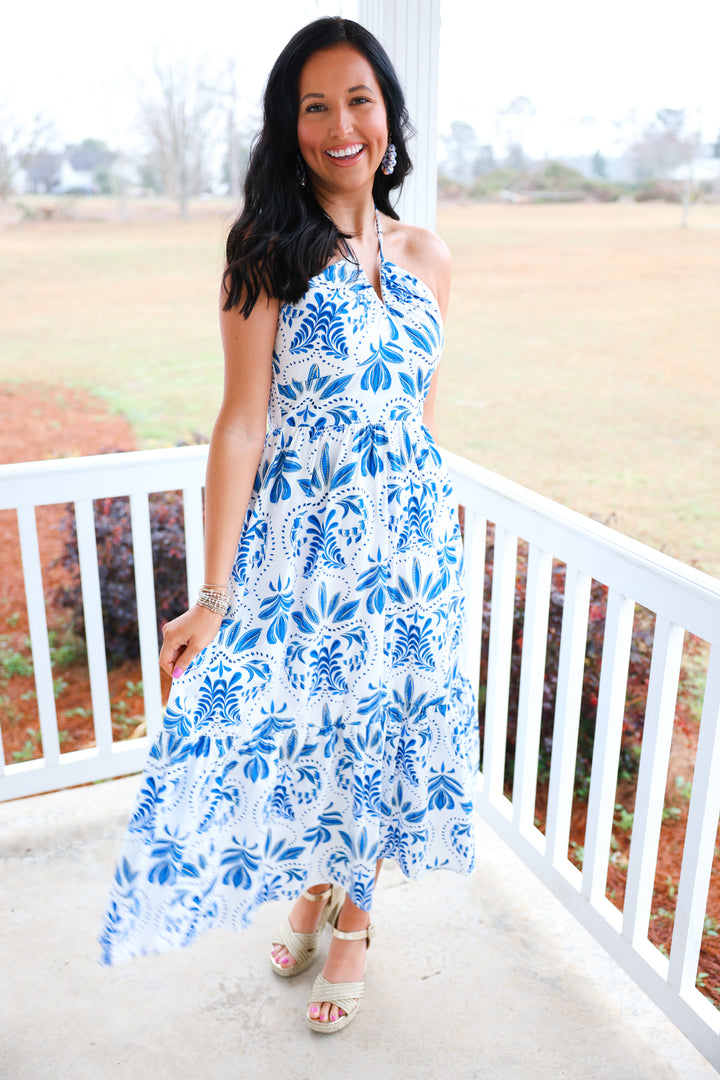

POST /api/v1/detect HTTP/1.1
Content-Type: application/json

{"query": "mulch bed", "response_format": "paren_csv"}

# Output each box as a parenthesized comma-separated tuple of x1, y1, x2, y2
(0, 385, 148, 759)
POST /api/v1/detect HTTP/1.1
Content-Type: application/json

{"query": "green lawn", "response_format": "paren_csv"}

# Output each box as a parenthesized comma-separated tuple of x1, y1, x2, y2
(1, 202, 231, 445)
(2, 196, 718, 577)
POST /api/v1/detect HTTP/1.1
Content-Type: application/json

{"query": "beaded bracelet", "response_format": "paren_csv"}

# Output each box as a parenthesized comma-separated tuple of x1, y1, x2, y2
(196, 586, 229, 616)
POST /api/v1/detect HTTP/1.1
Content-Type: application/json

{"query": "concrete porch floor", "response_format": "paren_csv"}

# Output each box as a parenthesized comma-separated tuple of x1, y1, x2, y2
(0, 775, 717, 1080)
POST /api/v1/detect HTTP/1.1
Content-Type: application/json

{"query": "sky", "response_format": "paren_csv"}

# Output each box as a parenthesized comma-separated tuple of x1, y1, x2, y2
(2, 0, 719, 160)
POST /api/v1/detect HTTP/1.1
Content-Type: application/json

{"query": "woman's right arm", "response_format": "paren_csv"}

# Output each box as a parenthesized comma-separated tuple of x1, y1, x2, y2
(159, 287, 279, 678)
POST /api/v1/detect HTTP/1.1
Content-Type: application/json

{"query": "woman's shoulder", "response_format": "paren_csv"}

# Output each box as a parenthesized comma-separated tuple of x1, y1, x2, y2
(379, 215, 451, 316)
(380, 216, 450, 266)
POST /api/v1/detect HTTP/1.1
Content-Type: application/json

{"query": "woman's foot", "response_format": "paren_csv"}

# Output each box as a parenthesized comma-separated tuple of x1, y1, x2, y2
(270, 884, 335, 972)
(307, 897, 372, 1025)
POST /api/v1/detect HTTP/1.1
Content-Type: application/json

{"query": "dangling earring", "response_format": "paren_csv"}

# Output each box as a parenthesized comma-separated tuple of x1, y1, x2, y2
(295, 154, 307, 187)
(381, 137, 397, 176)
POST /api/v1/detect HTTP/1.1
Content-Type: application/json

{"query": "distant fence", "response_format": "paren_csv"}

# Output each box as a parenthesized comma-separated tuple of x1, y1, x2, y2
(0, 445, 718, 1068)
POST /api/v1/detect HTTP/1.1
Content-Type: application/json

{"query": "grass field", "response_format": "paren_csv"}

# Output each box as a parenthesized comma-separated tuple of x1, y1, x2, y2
(1, 196, 718, 577)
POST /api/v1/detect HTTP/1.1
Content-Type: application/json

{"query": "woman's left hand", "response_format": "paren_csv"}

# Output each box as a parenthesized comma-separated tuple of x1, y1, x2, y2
(159, 605, 224, 678)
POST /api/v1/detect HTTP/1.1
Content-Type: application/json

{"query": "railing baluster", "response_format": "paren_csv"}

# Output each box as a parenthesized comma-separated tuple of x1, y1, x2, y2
(512, 544, 552, 835)
(582, 588, 635, 907)
(182, 485, 205, 602)
(129, 493, 163, 739)
(545, 566, 592, 868)
(460, 507, 486, 704)
(669, 645, 720, 997)
(483, 525, 518, 806)
(623, 616, 684, 948)
(2, 446, 720, 1068)
(16, 505, 60, 764)
(74, 499, 113, 754)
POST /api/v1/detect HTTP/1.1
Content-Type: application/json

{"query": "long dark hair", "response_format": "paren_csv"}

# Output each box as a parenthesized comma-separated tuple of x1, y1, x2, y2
(223, 16, 413, 316)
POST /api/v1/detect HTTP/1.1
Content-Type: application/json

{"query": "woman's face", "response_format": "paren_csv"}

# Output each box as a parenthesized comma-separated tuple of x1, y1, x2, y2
(297, 43, 389, 196)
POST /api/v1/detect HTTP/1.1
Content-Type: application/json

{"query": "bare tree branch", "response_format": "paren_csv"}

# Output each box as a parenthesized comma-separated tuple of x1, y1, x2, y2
(137, 57, 218, 217)
(0, 102, 55, 199)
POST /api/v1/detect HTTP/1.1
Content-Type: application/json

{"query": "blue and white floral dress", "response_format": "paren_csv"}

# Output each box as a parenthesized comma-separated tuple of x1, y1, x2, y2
(99, 217, 478, 965)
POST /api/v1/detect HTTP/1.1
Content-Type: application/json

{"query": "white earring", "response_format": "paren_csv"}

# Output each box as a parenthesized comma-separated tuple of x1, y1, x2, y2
(381, 139, 397, 176)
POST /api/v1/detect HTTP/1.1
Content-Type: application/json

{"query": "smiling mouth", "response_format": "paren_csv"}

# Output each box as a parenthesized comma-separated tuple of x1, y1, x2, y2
(326, 143, 365, 163)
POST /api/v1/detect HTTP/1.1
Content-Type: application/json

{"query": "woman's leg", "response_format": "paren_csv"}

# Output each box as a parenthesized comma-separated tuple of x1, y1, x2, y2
(307, 859, 382, 1023)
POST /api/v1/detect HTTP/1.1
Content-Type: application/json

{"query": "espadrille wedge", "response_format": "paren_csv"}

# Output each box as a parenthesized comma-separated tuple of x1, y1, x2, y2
(269, 883, 344, 977)
(306, 921, 375, 1032)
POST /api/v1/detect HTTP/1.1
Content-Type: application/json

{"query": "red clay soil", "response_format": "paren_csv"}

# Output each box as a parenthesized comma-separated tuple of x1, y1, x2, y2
(0, 383, 718, 1010)
(0, 384, 150, 762)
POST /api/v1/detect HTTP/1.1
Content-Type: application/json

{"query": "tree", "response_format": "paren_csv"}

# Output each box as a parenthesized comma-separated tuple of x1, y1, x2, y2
(591, 150, 607, 178)
(504, 143, 527, 171)
(629, 107, 702, 226)
(629, 107, 699, 181)
(441, 121, 481, 186)
(439, 124, 498, 188)
(218, 61, 251, 201)
(496, 96, 536, 167)
(66, 137, 115, 191)
(21, 149, 62, 193)
(66, 137, 113, 171)
(474, 144, 496, 177)
(137, 57, 218, 217)
(0, 103, 54, 199)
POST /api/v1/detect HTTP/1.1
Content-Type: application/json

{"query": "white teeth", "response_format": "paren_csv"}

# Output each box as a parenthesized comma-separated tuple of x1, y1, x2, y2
(327, 144, 363, 158)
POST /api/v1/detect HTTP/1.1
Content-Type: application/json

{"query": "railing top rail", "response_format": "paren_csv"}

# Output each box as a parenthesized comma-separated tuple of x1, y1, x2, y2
(1, 444, 718, 640)
(0, 445, 209, 509)
(445, 449, 720, 644)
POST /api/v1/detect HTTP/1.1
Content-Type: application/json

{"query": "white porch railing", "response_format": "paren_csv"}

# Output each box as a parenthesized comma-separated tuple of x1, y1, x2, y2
(0, 445, 718, 1068)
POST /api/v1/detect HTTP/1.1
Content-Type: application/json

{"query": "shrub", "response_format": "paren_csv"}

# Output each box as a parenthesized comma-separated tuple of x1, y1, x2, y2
(55, 492, 189, 667)
(633, 180, 682, 203)
(519, 162, 623, 202)
(477, 536, 655, 793)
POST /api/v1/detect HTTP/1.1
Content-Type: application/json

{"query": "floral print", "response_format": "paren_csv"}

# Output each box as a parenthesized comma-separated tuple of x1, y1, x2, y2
(98, 218, 478, 966)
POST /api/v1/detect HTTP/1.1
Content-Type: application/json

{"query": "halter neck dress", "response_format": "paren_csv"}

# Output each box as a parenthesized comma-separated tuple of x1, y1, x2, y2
(99, 213, 478, 965)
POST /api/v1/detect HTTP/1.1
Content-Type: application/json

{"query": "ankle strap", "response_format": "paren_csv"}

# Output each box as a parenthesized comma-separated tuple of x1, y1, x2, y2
(301, 886, 333, 902)
(332, 923, 375, 944)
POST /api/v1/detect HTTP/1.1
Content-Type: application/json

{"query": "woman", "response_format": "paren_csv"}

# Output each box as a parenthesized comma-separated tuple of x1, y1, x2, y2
(99, 16, 478, 1034)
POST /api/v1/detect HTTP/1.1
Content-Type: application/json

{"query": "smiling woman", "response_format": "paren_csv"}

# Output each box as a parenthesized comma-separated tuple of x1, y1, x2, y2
(221, 18, 413, 316)
(98, 14, 477, 1039)
(297, 43, 390, 191)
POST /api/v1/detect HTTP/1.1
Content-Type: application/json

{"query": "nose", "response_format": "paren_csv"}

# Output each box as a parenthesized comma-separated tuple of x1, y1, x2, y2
(329, 106, 353, 138)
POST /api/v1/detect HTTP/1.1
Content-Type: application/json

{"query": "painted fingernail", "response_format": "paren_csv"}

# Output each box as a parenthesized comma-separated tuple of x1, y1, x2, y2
(172, 667, 184, 679)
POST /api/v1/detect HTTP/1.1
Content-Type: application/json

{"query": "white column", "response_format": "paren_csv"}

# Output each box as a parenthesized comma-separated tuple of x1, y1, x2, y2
(358, 0, 441, 230)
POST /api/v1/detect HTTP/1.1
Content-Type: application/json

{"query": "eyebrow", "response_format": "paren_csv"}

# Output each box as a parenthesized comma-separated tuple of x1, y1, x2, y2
(299, 84, 374, 105)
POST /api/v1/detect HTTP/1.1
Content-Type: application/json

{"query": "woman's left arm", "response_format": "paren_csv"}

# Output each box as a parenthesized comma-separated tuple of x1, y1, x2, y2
(420, 232, 451, 439)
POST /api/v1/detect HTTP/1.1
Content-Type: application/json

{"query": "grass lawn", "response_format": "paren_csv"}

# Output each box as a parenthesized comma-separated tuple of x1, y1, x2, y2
(439, 201, 720, 578)
(1, 196, 718, 577)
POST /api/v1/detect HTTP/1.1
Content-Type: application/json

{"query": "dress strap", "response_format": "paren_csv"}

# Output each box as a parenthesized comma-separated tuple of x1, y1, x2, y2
(374, 207, 385, 262)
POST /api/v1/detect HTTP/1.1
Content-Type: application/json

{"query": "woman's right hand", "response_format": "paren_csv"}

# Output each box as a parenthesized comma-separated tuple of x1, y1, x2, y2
(159, 605, 224, 679)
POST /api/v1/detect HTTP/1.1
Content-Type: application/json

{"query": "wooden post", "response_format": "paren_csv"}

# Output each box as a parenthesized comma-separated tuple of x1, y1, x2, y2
(358, 0, 441, 230)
